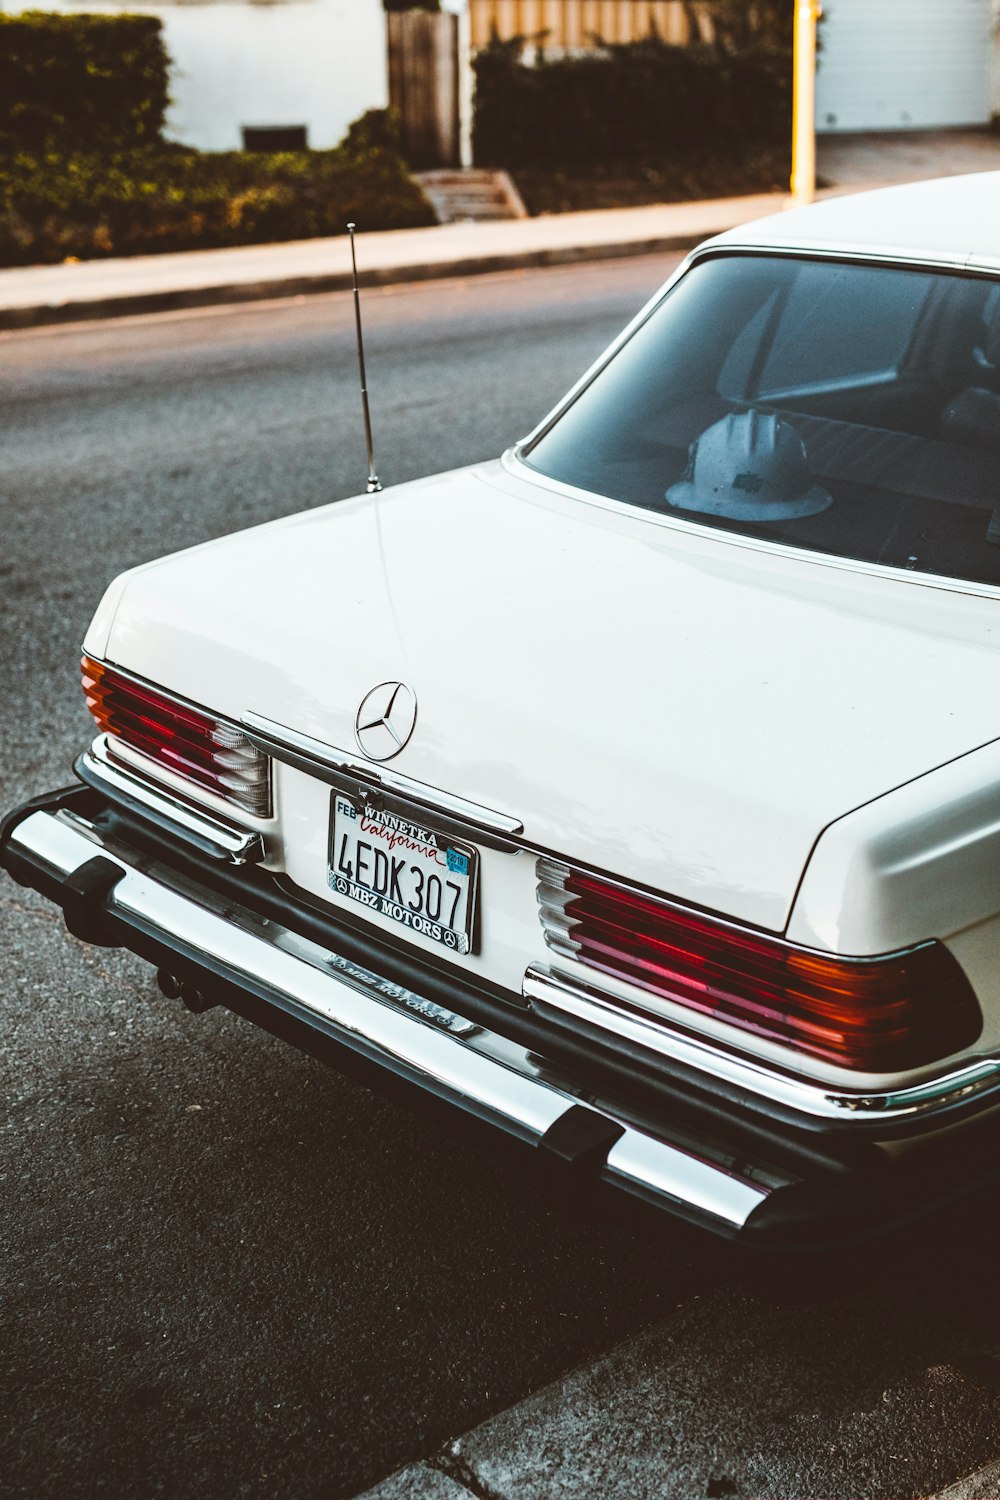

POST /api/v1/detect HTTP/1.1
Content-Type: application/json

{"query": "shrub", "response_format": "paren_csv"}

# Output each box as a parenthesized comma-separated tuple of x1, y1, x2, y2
(472, 34, 793, 170)
(0, 113, 436, 266)
(0, 12, 169, 152)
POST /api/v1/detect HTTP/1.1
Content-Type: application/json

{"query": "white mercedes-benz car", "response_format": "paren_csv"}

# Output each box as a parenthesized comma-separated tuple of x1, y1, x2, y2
(7, 174, 1000, 1254)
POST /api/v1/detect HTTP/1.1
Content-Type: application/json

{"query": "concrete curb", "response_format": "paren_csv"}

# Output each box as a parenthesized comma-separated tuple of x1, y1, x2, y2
(931, 1458, 1000, 1499)
(354, 1286, 1000, 1500)
(0, 231, 707, 331)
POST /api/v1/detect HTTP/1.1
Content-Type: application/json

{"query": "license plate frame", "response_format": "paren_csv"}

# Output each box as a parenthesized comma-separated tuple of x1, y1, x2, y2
(327, 791, 479, 955)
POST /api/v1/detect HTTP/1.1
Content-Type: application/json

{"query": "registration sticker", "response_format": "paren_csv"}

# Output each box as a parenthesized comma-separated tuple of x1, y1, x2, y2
(328, 793, 478, 954)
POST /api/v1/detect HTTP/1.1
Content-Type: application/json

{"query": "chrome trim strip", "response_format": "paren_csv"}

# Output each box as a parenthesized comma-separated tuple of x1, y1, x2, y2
(693, 241, 1000, 277)
(527, 245, 999, 447)
(241, 711, 524, 849)
(522, 964, 1000, 1127)
(9, 808, 770, 1234)
(82, 737, 264, 865)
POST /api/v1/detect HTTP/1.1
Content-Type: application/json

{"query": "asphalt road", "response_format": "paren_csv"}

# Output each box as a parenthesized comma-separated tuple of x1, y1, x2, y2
(2, 258, 1000, 1500)
(1, 257, 706, 1500)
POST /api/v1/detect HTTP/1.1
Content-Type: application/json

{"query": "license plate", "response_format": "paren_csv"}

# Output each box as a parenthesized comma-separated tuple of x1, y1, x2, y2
(328, 793, 478, 954)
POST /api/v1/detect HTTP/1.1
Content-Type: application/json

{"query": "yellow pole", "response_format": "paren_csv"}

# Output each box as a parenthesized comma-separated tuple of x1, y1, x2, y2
(791, 0, 821, 204)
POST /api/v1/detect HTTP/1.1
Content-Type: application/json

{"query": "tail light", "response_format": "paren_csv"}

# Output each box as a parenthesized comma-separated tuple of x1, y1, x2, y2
(82, 656, 271, 818)
(537, 859, 980, 1072)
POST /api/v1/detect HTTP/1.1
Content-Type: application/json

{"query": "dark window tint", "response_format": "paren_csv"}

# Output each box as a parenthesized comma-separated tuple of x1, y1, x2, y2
(524, 255, 1000, 588)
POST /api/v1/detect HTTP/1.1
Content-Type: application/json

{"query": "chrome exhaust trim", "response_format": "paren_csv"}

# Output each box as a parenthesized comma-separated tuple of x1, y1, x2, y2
(7, 808, 772, 1238)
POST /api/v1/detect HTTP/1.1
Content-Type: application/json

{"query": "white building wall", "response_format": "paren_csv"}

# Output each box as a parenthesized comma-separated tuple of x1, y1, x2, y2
(8, 0, 389, 151)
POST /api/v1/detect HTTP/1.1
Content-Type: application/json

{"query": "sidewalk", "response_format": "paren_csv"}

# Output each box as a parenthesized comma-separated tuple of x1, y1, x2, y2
(4, 128, 1000, 331)
(0, 192, 789, 330)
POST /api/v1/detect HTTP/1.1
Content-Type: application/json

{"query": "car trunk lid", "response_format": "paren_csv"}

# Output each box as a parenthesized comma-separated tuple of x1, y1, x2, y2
(93, 460, 1000, 933)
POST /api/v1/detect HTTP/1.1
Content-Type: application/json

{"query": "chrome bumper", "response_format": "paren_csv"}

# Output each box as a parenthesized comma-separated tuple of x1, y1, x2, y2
(8, 790, 1000, 1252)
(3, 802, 776, 1239)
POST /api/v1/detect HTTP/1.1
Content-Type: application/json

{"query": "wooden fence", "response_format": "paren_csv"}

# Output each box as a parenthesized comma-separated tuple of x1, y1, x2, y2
(387, 1, 774, 169)
(387, 10, 461, 168)
(467, 0, 698, 49)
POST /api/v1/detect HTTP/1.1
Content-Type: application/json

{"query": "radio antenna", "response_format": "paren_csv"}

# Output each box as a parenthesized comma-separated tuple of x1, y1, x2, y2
(347, 223, 382, 494)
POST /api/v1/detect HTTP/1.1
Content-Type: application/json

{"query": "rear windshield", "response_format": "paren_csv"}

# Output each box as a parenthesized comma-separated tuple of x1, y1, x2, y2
(523, 255, 1000, 588)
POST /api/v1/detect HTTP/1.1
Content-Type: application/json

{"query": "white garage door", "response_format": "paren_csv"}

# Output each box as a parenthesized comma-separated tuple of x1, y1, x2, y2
(815, 0, 994, 133)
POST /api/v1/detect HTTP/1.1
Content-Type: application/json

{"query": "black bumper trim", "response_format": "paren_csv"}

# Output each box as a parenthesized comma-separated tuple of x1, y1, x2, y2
(61, 855, 126, 945)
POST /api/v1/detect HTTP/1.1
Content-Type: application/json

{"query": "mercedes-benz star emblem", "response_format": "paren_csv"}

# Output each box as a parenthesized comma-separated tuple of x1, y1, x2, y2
(354, 681, 417, 762)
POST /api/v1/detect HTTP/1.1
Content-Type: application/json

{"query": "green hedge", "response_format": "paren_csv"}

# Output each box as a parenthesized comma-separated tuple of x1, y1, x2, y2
(0, 114, 436, 267)
(473, 36, 793, 170)
(0, 12, 169, 152)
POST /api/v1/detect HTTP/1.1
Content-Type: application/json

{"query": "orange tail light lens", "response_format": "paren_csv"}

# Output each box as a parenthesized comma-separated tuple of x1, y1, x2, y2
(82, 656, 271, 818)
(537, 860, 981, 1072)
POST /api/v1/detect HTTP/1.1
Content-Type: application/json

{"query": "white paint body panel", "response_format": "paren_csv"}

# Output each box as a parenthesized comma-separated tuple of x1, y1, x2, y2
(708, 172, 1000, 277)
(815, 0, 994, 133)
(90, 455, 1000, 941)
(788, 740, 1000, 958)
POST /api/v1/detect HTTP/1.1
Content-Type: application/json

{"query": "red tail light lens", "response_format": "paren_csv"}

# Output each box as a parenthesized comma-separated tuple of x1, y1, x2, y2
(537, 860, 980, 1072)
(82, 656, 271, 818)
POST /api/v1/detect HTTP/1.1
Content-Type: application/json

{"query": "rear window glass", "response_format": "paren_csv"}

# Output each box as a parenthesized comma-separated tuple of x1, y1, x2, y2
(523, 255, 1000, 588)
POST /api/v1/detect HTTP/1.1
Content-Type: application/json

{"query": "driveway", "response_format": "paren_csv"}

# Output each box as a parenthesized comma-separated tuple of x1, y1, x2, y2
(819, 127, 1000, 189)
